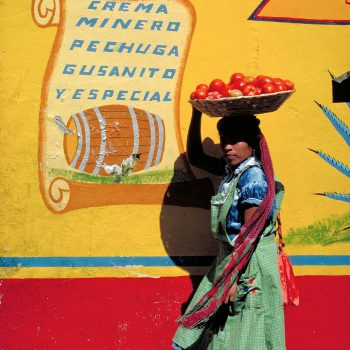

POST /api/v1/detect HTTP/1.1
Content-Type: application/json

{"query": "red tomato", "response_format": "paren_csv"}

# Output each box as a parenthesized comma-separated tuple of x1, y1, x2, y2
(255, 87, 262, 95)
(243, 84, 257, 96)
(229, 72, 245, 84)
(273, 78, 284, 86)
(284, 79, 295, 90)
(257, 76, 274, 87)
(229, 81, 246, 91)
(207, 91, 222, 99)
(262, 83, 277, 94)
(275, 83, 286, 92)
(196, 84, 209, 92)
(190, 91, 196, 99)
(209, 79, 226, 92)
(220, 84, 230, 97)
(193, 89, 207, 99)
(244, 76, 257, 85)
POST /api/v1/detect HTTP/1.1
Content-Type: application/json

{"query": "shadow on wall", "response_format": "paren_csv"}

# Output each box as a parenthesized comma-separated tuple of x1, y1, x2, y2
(160, 138, 223, 313)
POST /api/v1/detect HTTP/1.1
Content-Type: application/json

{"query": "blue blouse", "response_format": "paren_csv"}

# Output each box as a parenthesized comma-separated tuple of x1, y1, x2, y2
(218, 157, 272, 241)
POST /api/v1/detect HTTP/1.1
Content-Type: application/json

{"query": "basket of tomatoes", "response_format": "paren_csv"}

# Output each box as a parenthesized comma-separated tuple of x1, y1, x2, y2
(189, 73, 295, 117)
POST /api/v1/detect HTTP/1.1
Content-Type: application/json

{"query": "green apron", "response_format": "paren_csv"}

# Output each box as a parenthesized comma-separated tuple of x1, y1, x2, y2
(173, 164, 286, 350)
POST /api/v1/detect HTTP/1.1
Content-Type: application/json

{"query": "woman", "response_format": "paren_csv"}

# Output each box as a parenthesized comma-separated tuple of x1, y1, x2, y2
(172, 107, 286, 349)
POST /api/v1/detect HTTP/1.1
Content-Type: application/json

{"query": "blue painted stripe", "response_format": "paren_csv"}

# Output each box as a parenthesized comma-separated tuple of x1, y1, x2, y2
(145, 111, 156, 169)
(290, 256, 350, 265)
(0, 256, 349, 268)
(93, 107, 106, 176)
(128, 106, 139, 155)
(154, 115, 164, 166)
(78, 111, 91, 172)
(69, 114, 83, 169)
(0, 256, 213, 268)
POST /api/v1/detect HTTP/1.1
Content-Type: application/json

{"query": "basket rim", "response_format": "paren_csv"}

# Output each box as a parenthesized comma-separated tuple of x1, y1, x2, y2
(189, 89, 295, 103)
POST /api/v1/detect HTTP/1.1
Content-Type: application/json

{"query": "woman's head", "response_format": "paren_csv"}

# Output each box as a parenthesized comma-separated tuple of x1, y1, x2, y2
(217, 115, 261, 166)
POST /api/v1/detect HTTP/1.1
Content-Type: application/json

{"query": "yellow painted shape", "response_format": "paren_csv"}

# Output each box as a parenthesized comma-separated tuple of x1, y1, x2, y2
(0, 266, 209, 279)
(259, 0, 350, 20)
(1, 265, 349, 279)
(0, 205, 216, 257)
(293, 265, 350, 276)
(285, 243, 350, 255)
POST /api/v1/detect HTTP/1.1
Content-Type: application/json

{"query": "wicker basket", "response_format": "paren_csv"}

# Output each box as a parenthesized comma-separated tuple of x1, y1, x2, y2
(189, 90, 295, 117)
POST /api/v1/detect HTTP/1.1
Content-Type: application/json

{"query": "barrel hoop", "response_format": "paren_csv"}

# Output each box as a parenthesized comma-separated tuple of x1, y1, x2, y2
(154, 115, 164, 166)
(93, 106, 107, 176)
(145, 111, 156, 169)
(78, 111, 91, 173)
(128, 106, 139, 156)
(69, 114, 83, 169)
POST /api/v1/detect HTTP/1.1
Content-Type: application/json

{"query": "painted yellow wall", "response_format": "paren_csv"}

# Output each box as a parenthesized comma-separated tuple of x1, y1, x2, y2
(0, 1, 349, 278)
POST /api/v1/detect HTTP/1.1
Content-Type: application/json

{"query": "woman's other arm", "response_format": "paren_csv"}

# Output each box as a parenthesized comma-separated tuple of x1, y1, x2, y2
(224, 206, 258, 304)
(243, 206, 258, 223)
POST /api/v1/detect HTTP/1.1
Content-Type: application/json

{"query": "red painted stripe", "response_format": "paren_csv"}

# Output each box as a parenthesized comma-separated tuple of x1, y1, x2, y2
(251, 0, 350, 24)
(257, 16, 350, 23)
(0, 276, 349, 349)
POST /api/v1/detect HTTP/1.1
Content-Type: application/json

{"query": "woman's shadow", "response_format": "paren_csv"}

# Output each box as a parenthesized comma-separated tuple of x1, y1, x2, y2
(160, 137, 222, 314)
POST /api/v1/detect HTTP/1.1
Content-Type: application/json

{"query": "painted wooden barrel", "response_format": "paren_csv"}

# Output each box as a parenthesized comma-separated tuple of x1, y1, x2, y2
(63, 105, 165, 176)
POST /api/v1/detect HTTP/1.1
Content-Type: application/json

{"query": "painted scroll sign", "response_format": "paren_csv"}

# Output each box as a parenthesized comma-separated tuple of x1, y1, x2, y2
(32, 0, 210, 213)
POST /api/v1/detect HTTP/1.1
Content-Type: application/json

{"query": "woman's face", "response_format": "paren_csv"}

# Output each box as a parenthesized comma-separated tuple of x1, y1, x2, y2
(219, 133, 253, 167)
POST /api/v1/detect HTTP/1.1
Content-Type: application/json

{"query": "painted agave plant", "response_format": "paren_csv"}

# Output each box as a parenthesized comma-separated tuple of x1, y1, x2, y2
(309, 101, 350, 203)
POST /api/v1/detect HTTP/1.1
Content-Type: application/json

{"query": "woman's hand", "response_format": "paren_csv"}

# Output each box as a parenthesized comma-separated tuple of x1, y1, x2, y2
(224, 281, 238, 304)
(186, 107, 225, 175)
(191, 106, 202, 118)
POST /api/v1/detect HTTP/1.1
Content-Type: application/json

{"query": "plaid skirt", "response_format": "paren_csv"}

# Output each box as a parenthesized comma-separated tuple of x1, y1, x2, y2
(173, 234, 286, 350)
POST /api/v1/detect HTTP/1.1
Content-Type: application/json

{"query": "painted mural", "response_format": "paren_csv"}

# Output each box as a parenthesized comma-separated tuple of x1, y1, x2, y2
(33, 0, 197, 213)
(1, 0, 350, 349)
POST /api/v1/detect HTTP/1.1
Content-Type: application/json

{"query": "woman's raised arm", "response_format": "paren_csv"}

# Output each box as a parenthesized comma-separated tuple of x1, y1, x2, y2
(186, 107, 225, 176)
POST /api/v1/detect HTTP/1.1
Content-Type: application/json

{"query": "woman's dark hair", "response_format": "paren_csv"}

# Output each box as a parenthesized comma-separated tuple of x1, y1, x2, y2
(217, 115, 261, 158)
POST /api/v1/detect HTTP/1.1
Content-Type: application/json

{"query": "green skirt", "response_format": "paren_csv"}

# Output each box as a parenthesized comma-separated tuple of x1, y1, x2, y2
(173, 234, 286, 350)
